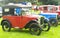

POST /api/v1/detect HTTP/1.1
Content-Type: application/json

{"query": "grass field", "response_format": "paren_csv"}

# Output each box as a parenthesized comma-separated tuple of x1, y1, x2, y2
(0, 18, 60, 38)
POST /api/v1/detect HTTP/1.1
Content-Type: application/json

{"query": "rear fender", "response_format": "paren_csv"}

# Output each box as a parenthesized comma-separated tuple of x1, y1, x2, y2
(25, 20, 38, 29)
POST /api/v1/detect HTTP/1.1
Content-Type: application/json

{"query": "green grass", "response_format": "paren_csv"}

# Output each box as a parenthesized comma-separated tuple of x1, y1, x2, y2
(0, 18, 60, 38)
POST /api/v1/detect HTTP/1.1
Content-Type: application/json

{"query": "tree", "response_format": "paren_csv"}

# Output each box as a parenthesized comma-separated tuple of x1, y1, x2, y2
(39, 0, 58, 5)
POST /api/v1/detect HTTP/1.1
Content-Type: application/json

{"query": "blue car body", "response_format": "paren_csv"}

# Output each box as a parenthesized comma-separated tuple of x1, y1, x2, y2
(39, 13, 58, 21)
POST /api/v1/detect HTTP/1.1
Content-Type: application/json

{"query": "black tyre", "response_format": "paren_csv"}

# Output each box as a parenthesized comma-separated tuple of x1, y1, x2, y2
(57, 15, 60, 24)
(2, 21, 11, 32)
(29, 23, 42, 36)
(50, 19, 58, 27)
(57, 15, 60, 21)
(40, 19, 50, 31)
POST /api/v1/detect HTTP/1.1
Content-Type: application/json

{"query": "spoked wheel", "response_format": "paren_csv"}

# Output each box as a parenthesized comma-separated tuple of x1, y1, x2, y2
(2, 21, 11, 32)
(58, 18, 60, 22)
(40, 19, 50, 31)
(50, 19, 58, 27)
(58, 18, 60, 25)
(57, 15, 60, 22)
(29, 23, 42, 36)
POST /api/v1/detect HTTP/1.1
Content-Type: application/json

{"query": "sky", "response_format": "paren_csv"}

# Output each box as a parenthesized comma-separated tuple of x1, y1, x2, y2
(0, 0, 3, 1)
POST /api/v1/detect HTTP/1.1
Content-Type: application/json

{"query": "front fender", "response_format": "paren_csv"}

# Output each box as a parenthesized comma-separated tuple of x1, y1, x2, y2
(1, 19, 10, 25)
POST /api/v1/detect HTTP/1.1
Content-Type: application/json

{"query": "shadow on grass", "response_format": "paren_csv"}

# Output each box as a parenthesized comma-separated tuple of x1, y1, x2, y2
(10, 29, 30, 34)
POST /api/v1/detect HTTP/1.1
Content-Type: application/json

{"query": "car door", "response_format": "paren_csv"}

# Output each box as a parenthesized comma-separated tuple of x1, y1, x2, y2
(7, 8, 22, 28)
(19, 10, 30, 28)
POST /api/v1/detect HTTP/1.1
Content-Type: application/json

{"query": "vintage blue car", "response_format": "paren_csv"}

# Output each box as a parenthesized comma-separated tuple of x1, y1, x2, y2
(39, 13, 58, 27)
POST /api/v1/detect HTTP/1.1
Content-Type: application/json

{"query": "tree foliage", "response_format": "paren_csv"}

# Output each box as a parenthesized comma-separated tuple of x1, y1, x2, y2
(0, 0, 58, 6)
(39, 0, 58, 5)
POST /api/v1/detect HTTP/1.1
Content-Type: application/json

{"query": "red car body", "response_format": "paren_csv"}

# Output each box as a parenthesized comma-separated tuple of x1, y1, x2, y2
(39, 5, 60, 15)
(39, 5, 56, 13)
(1, 4, 40, 29)
(2, 15, 38, 28)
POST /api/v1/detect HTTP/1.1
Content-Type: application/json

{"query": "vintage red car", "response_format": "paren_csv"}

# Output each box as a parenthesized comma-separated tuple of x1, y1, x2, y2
(1, 4, 42, 35)
(1, 4, 50, 35)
